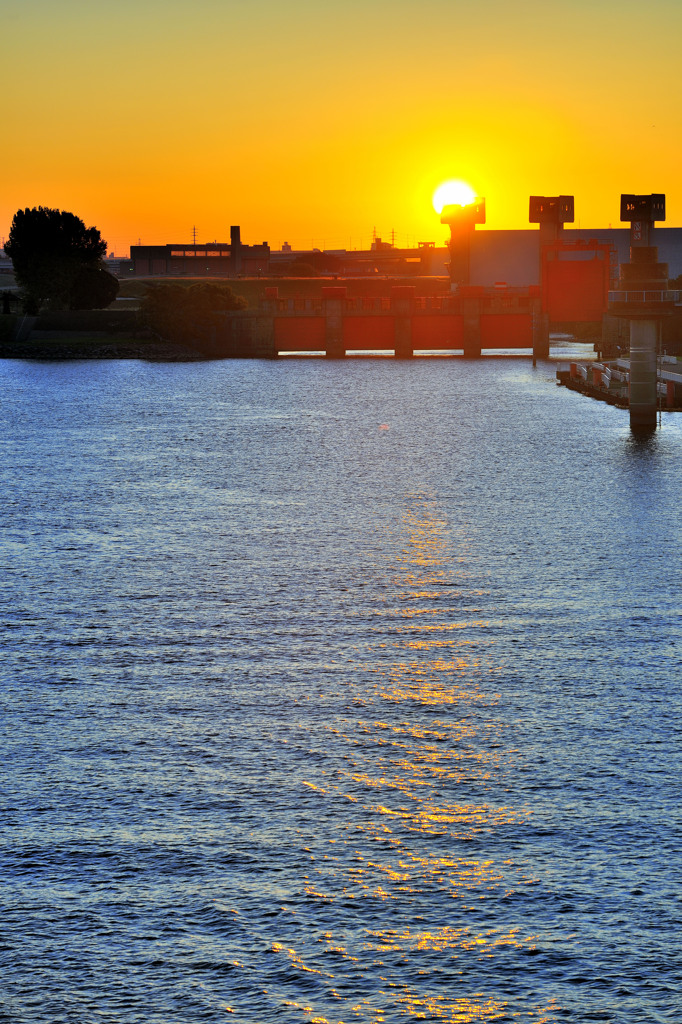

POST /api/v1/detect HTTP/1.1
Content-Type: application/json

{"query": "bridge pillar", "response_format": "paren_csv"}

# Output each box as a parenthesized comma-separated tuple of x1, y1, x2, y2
(608, 194, 670, 432)
(394, 314, 413, 358)
(461, 296, 481, 358)
(533, 309, 550, 361)
(251, 315, 276, 358)
(441, 199, 485, 290)
(629, 320, 659, 429)
(391, 288, 414, 358)
(530, 196, 574, 361)
(322, 287, 346, 358)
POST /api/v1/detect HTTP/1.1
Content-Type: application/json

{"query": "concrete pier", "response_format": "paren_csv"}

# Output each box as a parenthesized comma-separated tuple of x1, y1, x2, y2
(557, 355, 682, 412)
(532, 310, 550, 361)
(441, 198, 486, 290)
(324, 290, 345, 359)
(608, 194, 672, 431)
(629, 320, 659, 429)
(392, 291, 413, 358)
(529, 196, 574, 363)
(461, 296, 482, 358)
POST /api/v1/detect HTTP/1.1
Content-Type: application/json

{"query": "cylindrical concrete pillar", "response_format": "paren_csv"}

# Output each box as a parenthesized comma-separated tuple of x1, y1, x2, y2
(533, 310, 550, 361)
(629, 319, 658, 429)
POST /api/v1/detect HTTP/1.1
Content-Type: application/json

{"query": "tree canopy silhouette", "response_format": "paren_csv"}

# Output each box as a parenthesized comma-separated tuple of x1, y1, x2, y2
(4, 206, 116, 312)
(69, 264, 120, 311)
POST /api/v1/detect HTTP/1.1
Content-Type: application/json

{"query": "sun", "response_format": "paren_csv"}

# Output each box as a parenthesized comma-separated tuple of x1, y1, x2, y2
(432, 180, 476, 214)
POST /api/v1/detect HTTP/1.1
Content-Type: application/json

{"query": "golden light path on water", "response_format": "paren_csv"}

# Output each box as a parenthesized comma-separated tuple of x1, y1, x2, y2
(4, 362, 681, 1024)
(288, 495, 559, 1023)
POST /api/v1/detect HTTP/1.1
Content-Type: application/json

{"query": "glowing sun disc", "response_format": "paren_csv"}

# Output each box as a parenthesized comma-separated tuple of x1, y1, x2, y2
(433, 180, 476, 214)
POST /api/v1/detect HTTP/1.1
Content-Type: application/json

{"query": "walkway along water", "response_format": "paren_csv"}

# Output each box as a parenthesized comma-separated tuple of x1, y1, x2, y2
(557, 356, 682, 412)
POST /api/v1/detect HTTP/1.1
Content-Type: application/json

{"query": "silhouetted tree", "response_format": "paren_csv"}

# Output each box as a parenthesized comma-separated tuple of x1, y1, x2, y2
(141, 282, 247, 344)
(4, 206, 108, 311)
(69, 264, 119, 310)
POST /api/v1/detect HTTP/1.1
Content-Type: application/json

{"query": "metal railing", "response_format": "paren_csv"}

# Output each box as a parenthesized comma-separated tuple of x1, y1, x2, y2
(608, 289, 680, 304)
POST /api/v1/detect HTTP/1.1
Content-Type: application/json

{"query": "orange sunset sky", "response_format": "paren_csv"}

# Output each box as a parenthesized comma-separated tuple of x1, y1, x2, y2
(3, 0, 682, 256)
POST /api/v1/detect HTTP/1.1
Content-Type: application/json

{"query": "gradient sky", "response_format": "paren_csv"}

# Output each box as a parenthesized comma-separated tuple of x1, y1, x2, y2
(3, 0, 682, 255)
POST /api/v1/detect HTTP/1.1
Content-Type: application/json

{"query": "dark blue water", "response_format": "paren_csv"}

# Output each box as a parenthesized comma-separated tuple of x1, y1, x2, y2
(1, 355, 681, 1024)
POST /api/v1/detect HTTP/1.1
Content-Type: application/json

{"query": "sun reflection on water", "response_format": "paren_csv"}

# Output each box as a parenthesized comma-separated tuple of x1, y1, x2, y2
(288, 494, 555, 1021)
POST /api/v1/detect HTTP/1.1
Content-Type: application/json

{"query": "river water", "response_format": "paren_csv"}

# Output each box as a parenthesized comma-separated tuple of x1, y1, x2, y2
(1, 354, 681, 1024)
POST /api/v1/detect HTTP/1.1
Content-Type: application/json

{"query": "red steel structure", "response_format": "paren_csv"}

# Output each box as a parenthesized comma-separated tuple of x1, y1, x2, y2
(541, 240, 614, 322)
(257, 285, 540, 356)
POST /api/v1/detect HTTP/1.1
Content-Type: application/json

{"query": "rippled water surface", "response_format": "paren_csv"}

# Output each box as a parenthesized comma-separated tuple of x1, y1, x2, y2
(1, 355, 681, 1024)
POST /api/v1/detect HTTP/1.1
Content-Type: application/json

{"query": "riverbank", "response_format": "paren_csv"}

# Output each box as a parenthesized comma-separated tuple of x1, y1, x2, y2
(0, 335, 206, 361)
(0, 309, 206, 361)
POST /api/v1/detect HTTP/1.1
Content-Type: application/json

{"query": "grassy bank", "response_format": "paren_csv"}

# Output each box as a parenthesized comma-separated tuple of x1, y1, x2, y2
(116, 275, 452, 306)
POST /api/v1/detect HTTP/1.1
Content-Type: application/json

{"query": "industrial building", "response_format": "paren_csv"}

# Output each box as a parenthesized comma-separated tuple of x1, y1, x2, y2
(466, 227, 682, 286)
(121, 226, 682, 285)
(124, 227, 270, 278)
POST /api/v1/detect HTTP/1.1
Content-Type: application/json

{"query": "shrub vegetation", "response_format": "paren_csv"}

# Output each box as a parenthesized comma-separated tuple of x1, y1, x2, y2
(140, 282, 247, 344)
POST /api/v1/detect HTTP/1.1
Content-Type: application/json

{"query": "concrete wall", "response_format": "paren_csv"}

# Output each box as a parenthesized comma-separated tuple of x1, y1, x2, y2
(468, 227, 682, 287)
(470, 231, 540, 286)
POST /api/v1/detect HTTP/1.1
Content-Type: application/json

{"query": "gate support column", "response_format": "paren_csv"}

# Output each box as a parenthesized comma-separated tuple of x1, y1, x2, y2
(323, 287, 347, 358)
(252, 316, 276, 358)
(391, 288, 415, 358)
(629, 319, 658, 429)
(461, 296, 481, 358)
(394, 314, 413, 358)
(533, 308, 550, 362)
(608, 194, 670, 432)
